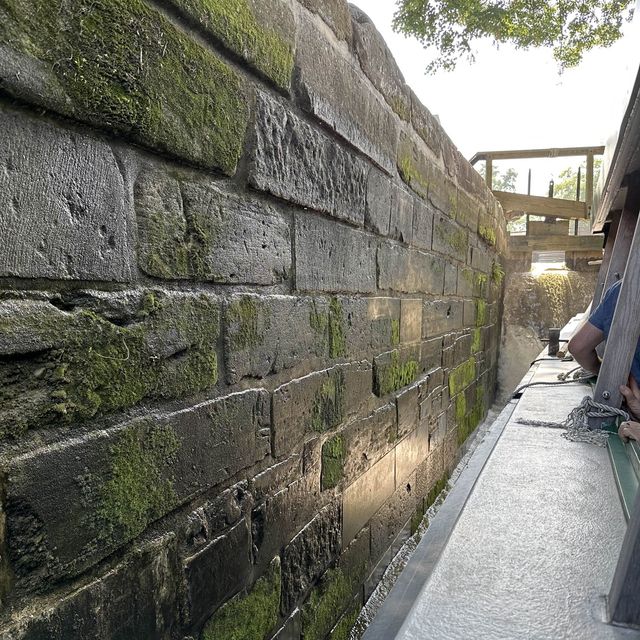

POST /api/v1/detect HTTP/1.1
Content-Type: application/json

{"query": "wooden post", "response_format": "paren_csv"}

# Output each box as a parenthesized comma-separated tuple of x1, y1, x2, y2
(601, 206, 637, 298)
(590, 181, 640, 422)
(585, 152, 594, 219)
(593, 212, 621, 306)
(486, 158, 493, 189)
(609, 489, 640, 624)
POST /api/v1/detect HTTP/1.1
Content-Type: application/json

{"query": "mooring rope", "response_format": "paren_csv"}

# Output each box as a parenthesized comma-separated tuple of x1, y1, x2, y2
(562, 397, 629, 446)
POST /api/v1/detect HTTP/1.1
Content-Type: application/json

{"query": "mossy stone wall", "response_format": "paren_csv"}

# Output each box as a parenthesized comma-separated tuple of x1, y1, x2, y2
(0, 0, 506, 638)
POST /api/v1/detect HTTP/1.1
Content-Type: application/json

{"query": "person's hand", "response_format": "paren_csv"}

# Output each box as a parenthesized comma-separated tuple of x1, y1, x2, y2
(620, 376, 640, 420)
(619, 420, 640, 442)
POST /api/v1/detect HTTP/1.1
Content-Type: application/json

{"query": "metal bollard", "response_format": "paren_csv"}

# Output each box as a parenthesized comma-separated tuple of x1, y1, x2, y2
(548, 328, 561, 356)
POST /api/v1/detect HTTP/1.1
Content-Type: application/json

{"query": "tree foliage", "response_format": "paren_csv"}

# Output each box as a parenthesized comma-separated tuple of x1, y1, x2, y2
(553, 158, 602, 200)
(476, 162, 518, 191)
(393, 0, 635, 73)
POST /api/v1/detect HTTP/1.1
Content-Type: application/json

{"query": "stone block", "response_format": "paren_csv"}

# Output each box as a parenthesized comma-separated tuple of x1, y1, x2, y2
(0, 0, 248, 173)
(428, 164, 457, 218)
(201, 557, 281, 640)
(432, 214, 468, 261)
(412, 196, 434, 250)
(389, 183, 414, 243)
(249, 91, 367, 225)
(366, 168, 392, 235)
(297, 0, 352, 41)
(135, 167, 291, 283)
(274, 610, 302, 640)
(224, 294, 329, 384)
(340, 404, 397, 486)
(184, 518, 252, 629)
(370, 473, 417, 564)
(272, 362, 373, 458)
(469, 244, 492, 273)
(415, 445, 446, 503)
(400, 299, 422, 344)
(377, 243, 445, 295)
(373, 346, 421, 397)
(410, 90, 443, 158)
(0, 106, 132, 281)
(444, 262, 458, 295)
(350, 6, 411, 121)
(457, 188, 481, 231)
(463, 299, 476, 327)
(295, 213, 377, 293)
(342, 451, 395, 545)
(397, 129, 431, 199)
(457, 267, 475, 297)
(422, 299, 464, 337)
(397, 383, 420, 440)
(421, 337, 444, 372)
(1, 535, 181, 640)
(396, 422, 430, 484)
(168, 0, 295, 90)
(4, 390, 270, 588)
(281, 502, 341, 614)
(295, 14, 399, 174)
(0, 291, 221, 437)
(339, 525, 371, 595)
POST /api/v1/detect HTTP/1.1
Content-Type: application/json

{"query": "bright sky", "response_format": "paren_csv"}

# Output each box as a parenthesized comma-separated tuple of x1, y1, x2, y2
(352, 1, 640, 196)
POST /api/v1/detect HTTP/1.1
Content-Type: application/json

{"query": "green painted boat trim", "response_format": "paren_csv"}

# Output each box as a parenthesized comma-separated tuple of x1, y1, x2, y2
(607, 432, 639, 522)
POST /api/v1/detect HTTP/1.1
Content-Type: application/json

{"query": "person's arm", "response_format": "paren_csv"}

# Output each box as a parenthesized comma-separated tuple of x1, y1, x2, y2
(619, 420, 640, 442)
(567, 322, 604, 374)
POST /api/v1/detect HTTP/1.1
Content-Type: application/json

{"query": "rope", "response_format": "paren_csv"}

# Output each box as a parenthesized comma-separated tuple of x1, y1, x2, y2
(557, 366, 592, 381)
(512, 376, 595, 398)
(562, 397, 629, 447)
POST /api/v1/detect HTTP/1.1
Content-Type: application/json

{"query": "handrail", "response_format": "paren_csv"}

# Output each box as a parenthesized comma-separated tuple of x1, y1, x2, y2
(469, 146, 605, 166)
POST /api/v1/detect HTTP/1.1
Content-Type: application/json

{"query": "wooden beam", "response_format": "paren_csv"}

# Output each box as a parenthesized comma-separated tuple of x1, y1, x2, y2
(610, 490, 640, 624)
(493, 191, 588, 219)
(590, 197, 640, 420)
(508, 235, 603, 252)
(469, 146, 605, 165)
(602, 206, 638, 299)
(593, 212, 621, 306)
(585, 152, 594, 220)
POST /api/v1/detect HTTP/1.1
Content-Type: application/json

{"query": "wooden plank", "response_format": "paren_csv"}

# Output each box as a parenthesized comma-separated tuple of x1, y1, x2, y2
(609, 488, 640, 624)
(593, 212, 621, 305)
(508, 235, 603, 252)
(493, 191, 588, 219)
(602, 206, 638, 299)
(590, 198, 640, 420)
(586, 152, 594, 219)
(469, 146, 605, 165)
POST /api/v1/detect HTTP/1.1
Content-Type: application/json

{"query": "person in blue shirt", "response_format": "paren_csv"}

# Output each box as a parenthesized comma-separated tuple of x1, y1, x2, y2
(568, 280, 640, 440)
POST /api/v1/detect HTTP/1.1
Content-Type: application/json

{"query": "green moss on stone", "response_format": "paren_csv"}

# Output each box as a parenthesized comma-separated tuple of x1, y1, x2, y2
(479, 225, 497, 246)
(476, 300, 487, 327)
(227, 297, 264, 350)
(398, 155, 429, 195)
(410, 503, 425, 536)
(171, 0, 294, 90)
(389, 95, 411, 122)
(98, 423, 179, 540)
(311, 371, 346, 433)
(203, 557, 281, 640)
(1, 0, 248, 173)
(391, 319, 401, 346)
(448, 357, 476, 396)
(302, 568, 353, 640)
(376, 351, 419, 396)
(329, 602, 361, 640)
(491, 259, 505, 285)
(425, 473, 449, 509)
(329, 298, 347, 359)
(455, 394, 467, 423)
(310, 301, 329, 334)
(321, 434, 345, 491)
(471, 328, 481, 354)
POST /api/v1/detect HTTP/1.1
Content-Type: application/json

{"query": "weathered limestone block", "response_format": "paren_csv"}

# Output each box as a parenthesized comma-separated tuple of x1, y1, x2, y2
(249, 92, 367, 225)
(366, 168, 392, 235)
(396, 423, 430, 485)
(350, 6, 411, 121)
(0, 106, 132, 281)
(135, 167, 291, 283)
(422, 337, 445, 372)
(373, 346, 421, 397)
(0, 291, 220, 437)
(389, 183, 414, 243)
(297, 0, 352, 41)
(201, 557, 281, 640)
(0, 0, 248, 173)
(397, 129, 431, 200)
(224, 294, 331, 384)
(339, 524, 371, 597)
(272, 362, 373, 458)
(422, 299, 464, 337)
(281, 502, 341, 614)
(0, 535, 181, 640)
(444, 262, 458, 295)
(412, 196, 435, 251)
(167, 0, 295, 90)
(469, 243, 493, 274)
(432, 214, 468, 261)
(410, 90, 443, 159)
(184, 518, 252, 629)
(377, 242, 445, 295)
(329, 404, 397, 488)
(457, 188, 481, 232)
(370, 472, 417, 563)
(400, 299, 422, 344)
(295, 13, 399, 174)
(397, 383, 420, 440)
(428, 164, 458, 218)
(463, 299, 477, 327)
(4, 390, 270, 588)
(342, 451, 395, 545)
(295, 213, 377, 293)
